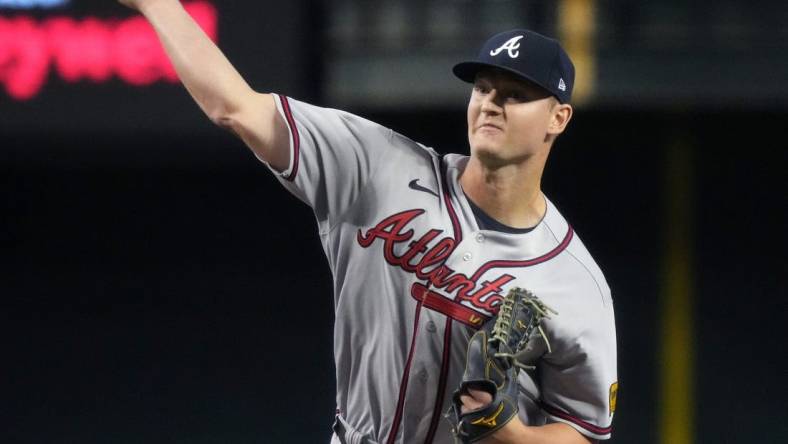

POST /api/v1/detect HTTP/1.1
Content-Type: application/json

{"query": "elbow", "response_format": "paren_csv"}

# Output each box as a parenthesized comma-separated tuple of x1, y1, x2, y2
(209, 108, 251, 141)
(208, 106, 237, 130)
(207, 93, 260, 134)
(208, 106, 262, 152)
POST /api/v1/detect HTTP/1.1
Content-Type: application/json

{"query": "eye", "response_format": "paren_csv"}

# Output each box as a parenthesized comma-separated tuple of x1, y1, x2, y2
(474, 83, 491, 94)
(505, 90, 528, 102)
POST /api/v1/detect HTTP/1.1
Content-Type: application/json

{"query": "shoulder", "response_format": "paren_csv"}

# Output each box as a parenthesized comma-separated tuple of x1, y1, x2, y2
(389, 130, 442, 164)
(284, 95, 443, 158)
(275, 94, 394, 139)
(537, 202, 616, 364)
(541, 197, 612, 310)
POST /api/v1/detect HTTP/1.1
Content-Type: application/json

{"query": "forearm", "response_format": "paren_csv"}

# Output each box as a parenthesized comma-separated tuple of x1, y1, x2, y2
(126, 0, 288, 167)
(480, 418, 592, 444)
(137, 0, 256, 121)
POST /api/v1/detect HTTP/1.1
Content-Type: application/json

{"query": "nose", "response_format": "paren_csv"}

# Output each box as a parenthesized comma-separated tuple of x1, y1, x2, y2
(480, 88, 503, 115)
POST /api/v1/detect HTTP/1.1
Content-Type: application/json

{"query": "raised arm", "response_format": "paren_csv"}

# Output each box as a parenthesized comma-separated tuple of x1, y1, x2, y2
(119, 0, 290, 170)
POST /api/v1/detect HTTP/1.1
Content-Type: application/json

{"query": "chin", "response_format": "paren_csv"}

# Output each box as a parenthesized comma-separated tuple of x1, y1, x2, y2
(471, 144, 509, 168)
(471, 141, 533, 169)
(471, 136, 502, 154)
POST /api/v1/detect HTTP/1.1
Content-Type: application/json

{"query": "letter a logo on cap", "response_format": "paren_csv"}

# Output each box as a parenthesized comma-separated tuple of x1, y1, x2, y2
(490, 35, 524, 58)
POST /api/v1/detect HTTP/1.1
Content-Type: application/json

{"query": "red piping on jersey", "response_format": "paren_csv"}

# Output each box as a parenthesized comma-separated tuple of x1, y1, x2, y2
(540, 402, 613, 436)
(423, 159, 463, 443)
(278, 95, 300, 182)
(469, 226, 574, 282)
(387, 158, 463, 444)
(440, 157, 463, 244)
(385, 300, 424, 444)
(424, 317, 453, 443)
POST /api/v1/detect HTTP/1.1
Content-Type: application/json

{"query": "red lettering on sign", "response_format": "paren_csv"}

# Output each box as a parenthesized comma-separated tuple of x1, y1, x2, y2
(0, 17, 48, 100)
(47, 18, 112, 82)
(0, 1, 217, 100)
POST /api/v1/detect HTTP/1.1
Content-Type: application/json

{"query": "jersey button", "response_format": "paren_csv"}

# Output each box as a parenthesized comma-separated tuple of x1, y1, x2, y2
(475, 233, 485, 243)
(426, 321, 437, 332)
(462, 252, 473, 261)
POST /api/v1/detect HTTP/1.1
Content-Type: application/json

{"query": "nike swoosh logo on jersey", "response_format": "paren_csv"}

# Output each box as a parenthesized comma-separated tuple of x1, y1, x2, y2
(408, 179, 439, 198)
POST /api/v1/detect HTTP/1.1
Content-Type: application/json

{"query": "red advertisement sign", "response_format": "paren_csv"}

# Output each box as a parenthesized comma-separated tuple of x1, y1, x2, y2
(0, 1, 217, 100)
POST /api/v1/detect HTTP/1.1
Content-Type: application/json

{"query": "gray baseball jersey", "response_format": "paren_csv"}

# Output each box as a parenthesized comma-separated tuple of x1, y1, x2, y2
(262, 94, 618, 443)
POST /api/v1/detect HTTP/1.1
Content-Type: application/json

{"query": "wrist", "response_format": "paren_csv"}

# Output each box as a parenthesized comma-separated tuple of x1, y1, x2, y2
(137, 0, 181, 17)
(479, 416, 527, 444)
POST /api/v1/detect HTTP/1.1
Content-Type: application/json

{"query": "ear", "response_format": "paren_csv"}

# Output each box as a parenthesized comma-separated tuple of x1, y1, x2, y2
(547, 102, 573, 136)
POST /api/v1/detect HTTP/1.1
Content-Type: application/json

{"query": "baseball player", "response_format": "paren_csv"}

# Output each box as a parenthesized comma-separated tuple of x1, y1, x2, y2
(118, 1, 618, 443)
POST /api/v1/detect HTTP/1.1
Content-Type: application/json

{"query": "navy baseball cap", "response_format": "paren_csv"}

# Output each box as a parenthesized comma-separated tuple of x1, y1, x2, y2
(453, 29, 575, 104)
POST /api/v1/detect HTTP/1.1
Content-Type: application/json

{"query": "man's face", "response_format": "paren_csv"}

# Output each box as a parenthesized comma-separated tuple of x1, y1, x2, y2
(467, 69, 557, 165)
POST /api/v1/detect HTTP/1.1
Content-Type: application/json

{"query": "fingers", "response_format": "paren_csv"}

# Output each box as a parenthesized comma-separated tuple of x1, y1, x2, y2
(459, 387, 493, 414)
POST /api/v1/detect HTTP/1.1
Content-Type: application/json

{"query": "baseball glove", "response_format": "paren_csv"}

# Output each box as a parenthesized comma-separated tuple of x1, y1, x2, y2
(446, 288, 556, 443)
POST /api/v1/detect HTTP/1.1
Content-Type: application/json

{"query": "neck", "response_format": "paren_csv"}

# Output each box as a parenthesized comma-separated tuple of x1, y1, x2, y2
(459, 153, 547, 229)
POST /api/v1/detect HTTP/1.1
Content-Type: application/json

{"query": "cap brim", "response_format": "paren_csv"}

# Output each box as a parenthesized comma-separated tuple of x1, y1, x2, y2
(452, 61, 562, 102)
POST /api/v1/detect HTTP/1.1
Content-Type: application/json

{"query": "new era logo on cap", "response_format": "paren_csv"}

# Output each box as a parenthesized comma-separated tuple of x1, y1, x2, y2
(453, 29, 576, 103)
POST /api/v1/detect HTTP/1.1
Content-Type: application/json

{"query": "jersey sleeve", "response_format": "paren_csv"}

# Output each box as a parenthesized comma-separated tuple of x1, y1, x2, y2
(538, 293, 618, 440)
(262, 94, 394, 229)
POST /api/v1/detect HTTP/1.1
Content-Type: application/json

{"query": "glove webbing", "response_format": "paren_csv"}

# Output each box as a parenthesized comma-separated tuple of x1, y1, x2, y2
(491, 288, 557, 370)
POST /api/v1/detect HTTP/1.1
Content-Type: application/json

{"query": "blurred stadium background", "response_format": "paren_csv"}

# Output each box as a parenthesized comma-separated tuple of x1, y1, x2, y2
(2, 1, 786, 443)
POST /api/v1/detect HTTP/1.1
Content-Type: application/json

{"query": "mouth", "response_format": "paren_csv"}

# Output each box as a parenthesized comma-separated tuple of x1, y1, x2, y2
(477, 123, 503, 133)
